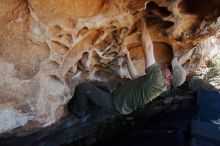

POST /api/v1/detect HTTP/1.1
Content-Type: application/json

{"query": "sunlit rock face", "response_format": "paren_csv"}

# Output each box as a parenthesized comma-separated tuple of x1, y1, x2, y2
(0, 0, 219, 133)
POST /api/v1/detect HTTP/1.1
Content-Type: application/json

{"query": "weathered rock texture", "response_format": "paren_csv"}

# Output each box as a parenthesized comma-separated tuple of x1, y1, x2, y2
(0, 0, 220, 134)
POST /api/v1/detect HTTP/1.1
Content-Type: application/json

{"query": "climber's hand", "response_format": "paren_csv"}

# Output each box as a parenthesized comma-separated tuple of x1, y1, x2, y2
(121, 47, 130, 57)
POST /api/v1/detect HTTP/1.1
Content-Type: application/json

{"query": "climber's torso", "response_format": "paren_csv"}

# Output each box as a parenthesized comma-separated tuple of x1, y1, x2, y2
(113, 63, 167, 114)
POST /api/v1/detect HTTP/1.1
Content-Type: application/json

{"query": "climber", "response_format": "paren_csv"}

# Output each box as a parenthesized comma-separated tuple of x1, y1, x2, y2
(67, 17, 186, 117)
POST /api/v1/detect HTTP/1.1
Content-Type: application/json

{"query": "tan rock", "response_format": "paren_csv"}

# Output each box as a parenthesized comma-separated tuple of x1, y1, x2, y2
(0, 0, 220, 134)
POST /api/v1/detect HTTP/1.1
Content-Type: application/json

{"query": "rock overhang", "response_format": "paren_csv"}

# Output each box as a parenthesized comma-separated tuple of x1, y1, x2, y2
(0, 0, 219, 134)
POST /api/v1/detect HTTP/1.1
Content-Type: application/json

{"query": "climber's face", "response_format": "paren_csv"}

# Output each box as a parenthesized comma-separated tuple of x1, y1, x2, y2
(162, 64, 172, 85)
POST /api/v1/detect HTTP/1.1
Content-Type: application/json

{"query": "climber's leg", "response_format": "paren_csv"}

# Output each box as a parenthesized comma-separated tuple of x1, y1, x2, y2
(68, 82, 115, 117)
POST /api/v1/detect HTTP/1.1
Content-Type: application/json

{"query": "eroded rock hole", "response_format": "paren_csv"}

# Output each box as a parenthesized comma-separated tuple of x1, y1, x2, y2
(65, 67, 78, 93)
(112, 28, 128, 44)
(76, 52, 90, 72)
(49, 75, 63, 84)
(50, 40, 69, 53)
(103, 50, 118, 58)
(178, 0, 220, 19)
(77, 27, 89, 37)
(47, 25, 62, 36)
(147, 16, 174, 31)
(64, 18, 76, 29)
(60, 34, 73, 44)
(146, 1, 171, 18)
(145, 2, 174, 31)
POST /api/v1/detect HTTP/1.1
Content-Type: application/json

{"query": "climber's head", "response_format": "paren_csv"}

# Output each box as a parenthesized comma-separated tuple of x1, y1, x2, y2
(162, 64, 172, 86)
(162, 57, 187, 87)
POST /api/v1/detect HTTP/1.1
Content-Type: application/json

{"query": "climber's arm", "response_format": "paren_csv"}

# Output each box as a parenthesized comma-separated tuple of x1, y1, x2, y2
(125, 50, 139, 79)
(122, 18, 155, 79)
(126, 50, 139, 79)
(141, 18, 156, 69)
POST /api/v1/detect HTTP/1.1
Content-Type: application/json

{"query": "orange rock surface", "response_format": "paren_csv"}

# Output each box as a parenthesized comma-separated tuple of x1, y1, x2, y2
(0, 0, 219, 133)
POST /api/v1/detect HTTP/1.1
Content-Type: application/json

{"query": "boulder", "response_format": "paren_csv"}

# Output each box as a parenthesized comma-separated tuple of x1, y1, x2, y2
(0, 0, 219, 134)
